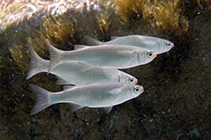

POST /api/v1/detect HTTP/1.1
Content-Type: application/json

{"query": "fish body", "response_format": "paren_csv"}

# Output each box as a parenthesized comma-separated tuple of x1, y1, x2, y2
(26, 46, 138, 85)
(45, 40, 157, 72)
(30, 83, 144, 115)
(84, 35, 174, 54)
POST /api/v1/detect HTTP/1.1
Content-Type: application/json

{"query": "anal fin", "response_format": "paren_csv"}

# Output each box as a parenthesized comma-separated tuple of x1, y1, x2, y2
(78, 61, 96, 72)
(102, 106, 113, 114)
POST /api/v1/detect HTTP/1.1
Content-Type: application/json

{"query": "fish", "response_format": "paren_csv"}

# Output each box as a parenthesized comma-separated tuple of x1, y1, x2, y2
(83, 35, 174, 54)
(29, 83, 144, 115)
(26, 45, 138, 85)
(45, 40, 157, 72)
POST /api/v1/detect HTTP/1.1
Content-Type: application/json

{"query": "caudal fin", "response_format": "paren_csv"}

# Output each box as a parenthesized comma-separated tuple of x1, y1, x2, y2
(45, 40, 62, 73)
(83, 35, 103, 45)
(30, 84, 52, 115)
(26, 45, 48, 79)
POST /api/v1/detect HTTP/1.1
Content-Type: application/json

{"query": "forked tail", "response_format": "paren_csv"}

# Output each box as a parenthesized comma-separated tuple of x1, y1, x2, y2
(30, 84, 52, 115)
(45, 40, 62, 73)
(26, 45, 49, 79)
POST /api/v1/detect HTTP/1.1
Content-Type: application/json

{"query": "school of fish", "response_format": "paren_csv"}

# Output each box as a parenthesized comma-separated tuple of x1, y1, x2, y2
(27, 35, 174, 115)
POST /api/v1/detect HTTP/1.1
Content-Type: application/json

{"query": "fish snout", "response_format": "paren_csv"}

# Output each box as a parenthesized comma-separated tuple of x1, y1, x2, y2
(139, 86, 144, 93)
(152, 51, 157, 58)
(170, 43, 174, 48)
(133, 78, 138, 84)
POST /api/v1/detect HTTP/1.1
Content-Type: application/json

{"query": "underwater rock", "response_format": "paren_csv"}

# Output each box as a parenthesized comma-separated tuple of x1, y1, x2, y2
(0, 0, 103, 33)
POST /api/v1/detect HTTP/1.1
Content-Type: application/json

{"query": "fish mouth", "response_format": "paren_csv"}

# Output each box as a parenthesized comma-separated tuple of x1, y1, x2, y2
(170, 43, 174, 48)
(140, 86, 144, 92)
(134, 78, 138, 84)
(152, 52, 157, 58)
(137, 86, 144, 93)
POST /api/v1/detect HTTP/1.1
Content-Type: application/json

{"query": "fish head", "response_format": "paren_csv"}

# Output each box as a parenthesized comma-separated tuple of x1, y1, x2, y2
(121, 84, 143, 100)
(130, 85, 144, 98)
(137, 49, 157, 65)
(118, 72, 138, 84)
(128, 77, 138, 84)
(157, 40, 174, 54)
(126, 76, 138, 84)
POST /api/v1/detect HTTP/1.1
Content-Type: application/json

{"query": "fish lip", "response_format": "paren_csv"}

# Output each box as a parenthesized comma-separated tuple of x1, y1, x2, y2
(140, 86, 144, 92)
(170, 43, 174, 48)
(134, 79, 138, 84)
(152, 52, 157, 58)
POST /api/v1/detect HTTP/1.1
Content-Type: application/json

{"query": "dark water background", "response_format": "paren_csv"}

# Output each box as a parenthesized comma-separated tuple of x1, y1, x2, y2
(0, 1, 210, 139)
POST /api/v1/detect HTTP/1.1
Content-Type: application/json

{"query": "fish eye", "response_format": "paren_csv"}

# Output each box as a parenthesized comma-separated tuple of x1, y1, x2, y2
(166, 41, 171, 47)
(129, 78, 134, 83)
(133, 86, 140, 93)
(147, 51, 153, 57)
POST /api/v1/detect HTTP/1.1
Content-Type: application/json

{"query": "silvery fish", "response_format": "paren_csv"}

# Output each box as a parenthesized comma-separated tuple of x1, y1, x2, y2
(30, 83, 144, 115)
(26, 46, 138, 85)
(45, 40, 157, 72)
(84, 35, 174, 54)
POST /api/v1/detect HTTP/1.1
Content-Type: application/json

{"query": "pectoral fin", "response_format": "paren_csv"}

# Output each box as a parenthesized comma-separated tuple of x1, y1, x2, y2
(117, 50, 136, 56)
(117, 50, 133, 55)
(109, 88, 123, 94)
(102, 106, 113, 114)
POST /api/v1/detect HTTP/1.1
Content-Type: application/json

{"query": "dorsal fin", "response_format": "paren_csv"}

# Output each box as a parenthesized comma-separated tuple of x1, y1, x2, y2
(74, 45, 88, 50)
(110, 36, 119, 40)
(83, 35, 103, 45)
